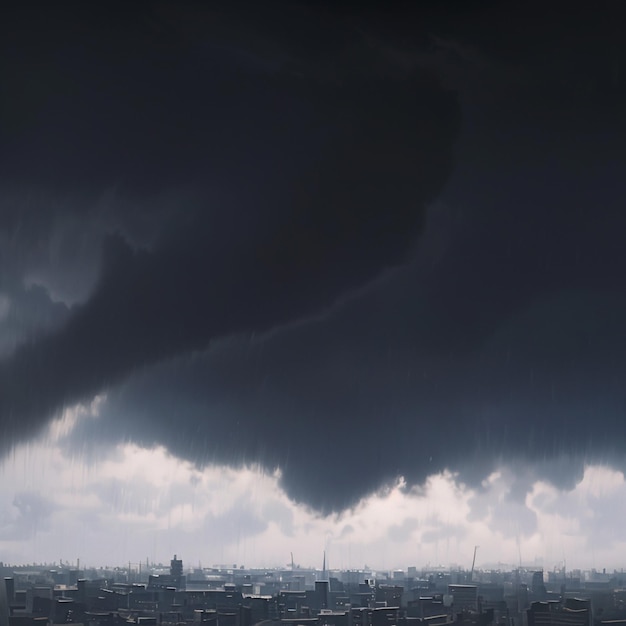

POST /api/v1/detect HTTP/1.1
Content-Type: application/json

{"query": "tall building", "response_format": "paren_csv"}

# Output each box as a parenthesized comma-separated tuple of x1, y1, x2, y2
(171, 555, 183, 580)
(0, 579, 9, 626)
(532, 572, 547, 600)
(149, 555, 186, 591)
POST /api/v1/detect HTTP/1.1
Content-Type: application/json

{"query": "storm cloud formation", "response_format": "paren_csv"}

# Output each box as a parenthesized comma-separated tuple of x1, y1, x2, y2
(2, 1, 626, 511)
(0, 4, 459, 444)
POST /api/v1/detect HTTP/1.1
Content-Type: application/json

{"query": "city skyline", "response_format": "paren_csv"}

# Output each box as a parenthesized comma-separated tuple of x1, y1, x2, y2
(1, 552, 612, 626)
(0, 548, 622, 580)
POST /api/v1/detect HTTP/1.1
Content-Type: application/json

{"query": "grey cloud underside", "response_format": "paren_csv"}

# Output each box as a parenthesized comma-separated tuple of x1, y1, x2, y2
(0, 5, 459, 469)
(2, 1, 626, 513)
(66, 280, 626, 512)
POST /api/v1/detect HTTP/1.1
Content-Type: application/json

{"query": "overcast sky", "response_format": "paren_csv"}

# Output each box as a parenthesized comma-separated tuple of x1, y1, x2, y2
(1, 0, 625, 570)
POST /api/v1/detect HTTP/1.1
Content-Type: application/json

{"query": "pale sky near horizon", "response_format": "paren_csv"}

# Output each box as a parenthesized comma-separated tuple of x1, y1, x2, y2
(2, 396, 625, 572)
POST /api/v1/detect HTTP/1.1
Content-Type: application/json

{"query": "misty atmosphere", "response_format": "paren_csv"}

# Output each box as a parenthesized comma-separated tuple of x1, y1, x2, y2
(2, 0, 626, 601)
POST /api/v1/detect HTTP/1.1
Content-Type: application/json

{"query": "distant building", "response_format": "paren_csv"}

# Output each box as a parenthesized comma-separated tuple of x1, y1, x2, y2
(532, 572, 547, 600)
(527, 600, 591, 626)
(448, 585, 478, 612)
(148, 556, 186, 592)
(170, 556, 184, 587)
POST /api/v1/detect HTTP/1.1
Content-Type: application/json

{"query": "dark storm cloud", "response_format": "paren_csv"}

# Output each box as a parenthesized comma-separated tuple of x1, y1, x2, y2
(0, 281, 69, 357)
(0, 5, 459, 453)
(3, 1, 626, 512)
(63, 282, 626, 511)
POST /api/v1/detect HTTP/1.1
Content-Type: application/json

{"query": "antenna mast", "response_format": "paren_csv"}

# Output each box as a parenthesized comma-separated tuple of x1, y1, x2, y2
(470, 546, 479, 582)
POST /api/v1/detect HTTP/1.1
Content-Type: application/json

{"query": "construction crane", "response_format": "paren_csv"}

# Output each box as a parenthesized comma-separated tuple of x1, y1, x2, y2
(469, 545, 479, 582)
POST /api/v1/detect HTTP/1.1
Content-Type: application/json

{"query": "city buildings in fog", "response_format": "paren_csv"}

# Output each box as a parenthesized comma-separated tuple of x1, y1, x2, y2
(2, 556, 626, 626)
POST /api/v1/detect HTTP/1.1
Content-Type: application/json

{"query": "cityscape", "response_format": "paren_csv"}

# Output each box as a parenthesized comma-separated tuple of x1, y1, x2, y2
(2, 554, 626, 626)
(2, 9, 625, 626)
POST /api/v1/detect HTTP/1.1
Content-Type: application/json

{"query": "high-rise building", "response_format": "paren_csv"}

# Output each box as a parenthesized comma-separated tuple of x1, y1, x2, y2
(0, 579, 9, 626)
(170, 555, 183, 579)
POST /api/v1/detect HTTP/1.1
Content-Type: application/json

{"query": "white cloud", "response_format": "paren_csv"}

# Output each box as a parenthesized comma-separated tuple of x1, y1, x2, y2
(47, 394, 106, 443)
(1, 400, 626, 571)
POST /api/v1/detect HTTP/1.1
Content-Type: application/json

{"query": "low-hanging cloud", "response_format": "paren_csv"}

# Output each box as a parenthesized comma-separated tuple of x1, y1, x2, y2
(2, 1, 626, 514)
(0, 4, 459, 482)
